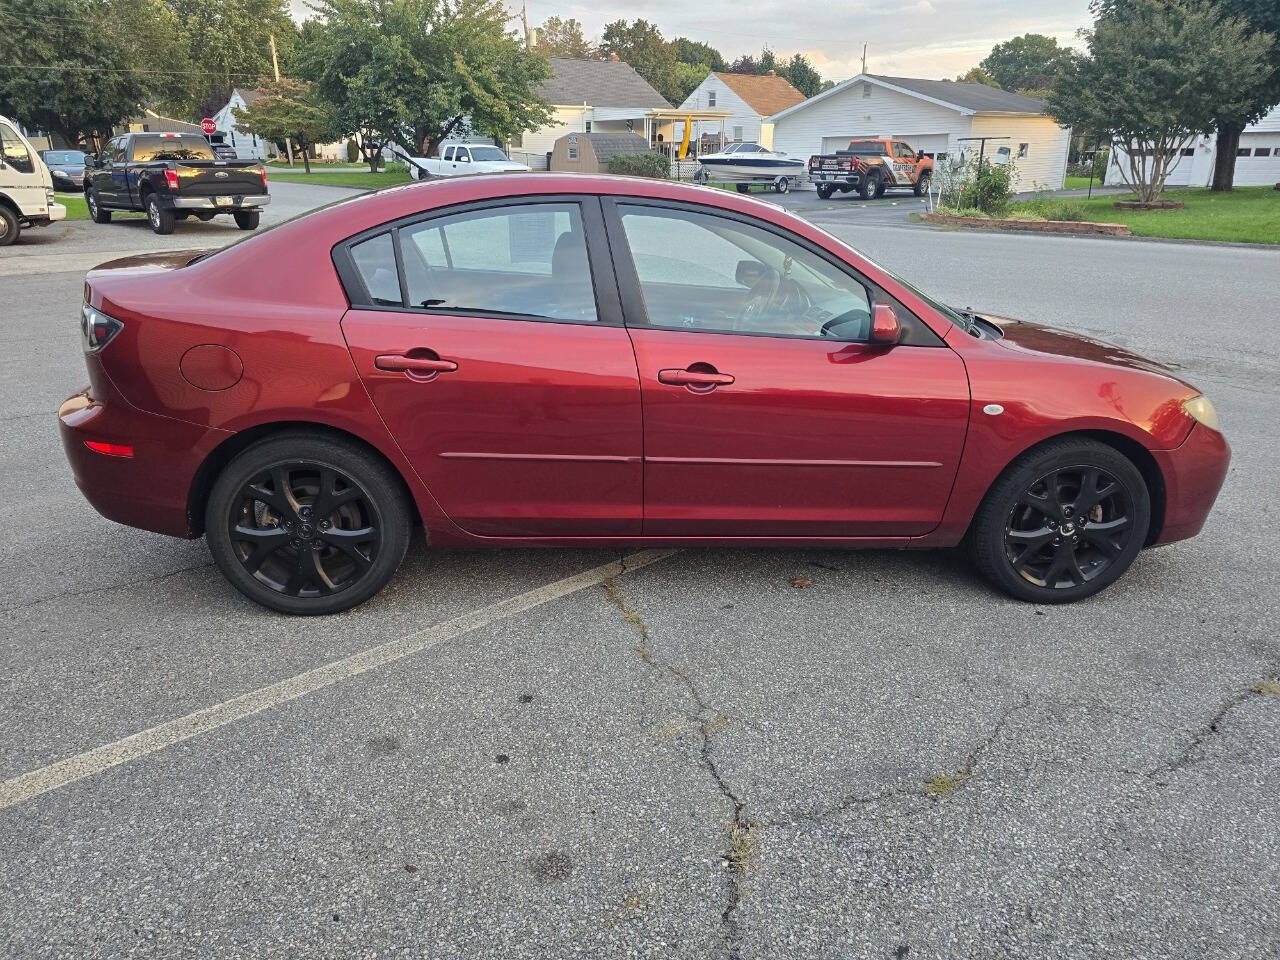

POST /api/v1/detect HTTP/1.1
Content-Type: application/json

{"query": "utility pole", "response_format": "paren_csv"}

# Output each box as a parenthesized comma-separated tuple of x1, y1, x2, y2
(520, 0, 531, 47)
(269, 33, 294, 168)
(861, 43, 867, 75)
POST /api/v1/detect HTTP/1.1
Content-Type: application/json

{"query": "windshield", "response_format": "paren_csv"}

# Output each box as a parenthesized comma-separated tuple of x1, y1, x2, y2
(133, 135, 215, 163)
(467, 146, 509, 162)
(43, 150, 85, 164)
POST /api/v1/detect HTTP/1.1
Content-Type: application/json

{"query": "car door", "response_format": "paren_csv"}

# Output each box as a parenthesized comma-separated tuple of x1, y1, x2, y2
(603, 198, 970, 538)
(453, 147, 470, 173)
(91, 138, 120, 203)
(338, 196, 644, 537)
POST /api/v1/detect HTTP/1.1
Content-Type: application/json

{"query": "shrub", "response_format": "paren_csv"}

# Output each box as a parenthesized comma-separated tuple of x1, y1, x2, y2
(957, 161, 1015, 216)
(607, 152, 670, 179)
(346, 138, 359, 163)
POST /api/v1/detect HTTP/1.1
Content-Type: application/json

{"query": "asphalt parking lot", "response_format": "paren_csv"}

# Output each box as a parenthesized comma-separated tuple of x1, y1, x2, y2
(2, 180, 1278, 959)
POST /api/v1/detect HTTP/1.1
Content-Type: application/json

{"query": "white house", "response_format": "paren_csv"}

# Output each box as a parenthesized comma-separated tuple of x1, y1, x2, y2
(678, 70, 806, 145)
(1108, 103, 1280, 188)
(510, 56, 726, 167)
(212, 88, 271, 160)
(766, 74, 1072, 192)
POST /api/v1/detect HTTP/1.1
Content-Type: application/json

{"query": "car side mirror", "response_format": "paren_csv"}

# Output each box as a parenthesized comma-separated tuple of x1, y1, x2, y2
(917, 150, 925, 160)
(735, 260, 766, 287)
(870, 303, 902, 346)
(457, 154, 470, 163)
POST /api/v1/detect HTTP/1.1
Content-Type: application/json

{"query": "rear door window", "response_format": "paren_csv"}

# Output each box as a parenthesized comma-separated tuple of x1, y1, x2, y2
(349, 233, 402, 307)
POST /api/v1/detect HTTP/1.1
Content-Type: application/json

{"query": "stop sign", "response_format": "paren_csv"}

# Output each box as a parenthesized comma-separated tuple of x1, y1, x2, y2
(200, 117, 216, 135)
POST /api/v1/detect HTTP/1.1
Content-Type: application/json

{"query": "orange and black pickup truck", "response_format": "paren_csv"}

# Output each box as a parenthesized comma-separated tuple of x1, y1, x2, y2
(807, 138, 934, 200)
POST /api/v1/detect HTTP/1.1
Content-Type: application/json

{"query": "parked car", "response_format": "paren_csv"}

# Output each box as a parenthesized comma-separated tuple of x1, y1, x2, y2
(405, 144, 531, 179)
(84, 132, 268, 234)
(0, 115, 66, 245)
(808, 138, 934, 200)
(59, 175, 1229, 614)
(40, 148, 88, 192)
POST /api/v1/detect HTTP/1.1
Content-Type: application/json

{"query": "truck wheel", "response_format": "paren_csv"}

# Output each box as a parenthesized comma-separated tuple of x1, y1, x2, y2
(859, 171, 881, 200)
(735, 183, 751, 194)
(0, 206, 18, 246)
(233, 210, 260, 230)
(85, 189, 112, 224)
(874, 179, 887, 199)
(146, 194, 174, 235)
(914, 171, 932, 197)
(816, 183, 834, 200)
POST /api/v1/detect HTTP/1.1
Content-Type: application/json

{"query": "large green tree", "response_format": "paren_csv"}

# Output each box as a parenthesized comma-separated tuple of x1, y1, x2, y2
(1049, 0, 1271, 202)
(980, 33, 1071, 93)
(233, 78, 339, 172)
(778, 52, 825, 98)
(600, 19, 679, 104)
(954, 66, 1000, 87)
(1095, 0, 1280, 190)
(534, 17, 593, 59)
(0, 0, 175, 146)
(299, 0, 550, 159)
(672, 37, 726, 72)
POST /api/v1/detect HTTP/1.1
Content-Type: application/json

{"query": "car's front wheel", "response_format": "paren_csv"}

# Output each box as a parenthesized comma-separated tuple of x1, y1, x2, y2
(205, 433, 411, 614)
(969, 438, 1150, 603)
(86, 188, 112, 224)
(0, 206, 18, 246)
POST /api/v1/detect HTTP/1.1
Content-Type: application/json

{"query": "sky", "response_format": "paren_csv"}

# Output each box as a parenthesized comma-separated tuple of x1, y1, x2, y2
(287, 0, 1095, 82)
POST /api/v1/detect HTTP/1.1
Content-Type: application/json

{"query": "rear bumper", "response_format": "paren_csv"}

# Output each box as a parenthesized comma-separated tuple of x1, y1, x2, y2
(1151, 423, 1231, 545)
(167, 194, 270, 210)
(59, 382, 228, 539)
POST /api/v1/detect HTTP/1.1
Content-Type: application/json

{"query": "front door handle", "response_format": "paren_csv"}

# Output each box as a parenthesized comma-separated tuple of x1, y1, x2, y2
(374, 352, 458, 379)
(657, 367, 735, 389)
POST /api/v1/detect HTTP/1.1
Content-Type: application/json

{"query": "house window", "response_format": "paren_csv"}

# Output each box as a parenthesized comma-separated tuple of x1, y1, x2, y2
(567, 140, 578, 161)
(510, 132, 523, 148)
(707, 90, 716, 107)
(584, 121, 591, 133)
(1237, 147, 1252, 157)
(862, 84, 872, 98)
(1018, 142, 1029, 158)
(1181, 147, 1195, 156)
(733, 125, 743, 141)
(1255, 147, 1273, 157)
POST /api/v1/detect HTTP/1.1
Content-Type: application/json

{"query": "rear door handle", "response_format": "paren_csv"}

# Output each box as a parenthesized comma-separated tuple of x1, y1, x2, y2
(657, 367, 735, 388)
(374, 353, 458, 376)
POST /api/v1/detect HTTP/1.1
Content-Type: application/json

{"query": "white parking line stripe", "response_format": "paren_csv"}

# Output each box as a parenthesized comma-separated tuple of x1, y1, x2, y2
(0, 549, 677, 811)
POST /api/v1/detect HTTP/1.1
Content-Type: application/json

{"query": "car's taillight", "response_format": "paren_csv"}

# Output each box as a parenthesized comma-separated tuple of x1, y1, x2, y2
(81, 304, 123, 353)
(164, 169, 180, 190)
(808, 156, 818, 169)
(84, 440, 134, 458)
(261, 168, 268, 189)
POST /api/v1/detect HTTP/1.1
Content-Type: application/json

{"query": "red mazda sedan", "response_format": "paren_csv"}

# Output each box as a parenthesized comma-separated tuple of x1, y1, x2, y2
(59, 174, 1229, 614)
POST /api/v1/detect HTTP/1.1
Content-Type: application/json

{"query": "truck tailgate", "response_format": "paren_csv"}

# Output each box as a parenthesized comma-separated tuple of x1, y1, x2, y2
(170, 162, 265, 196)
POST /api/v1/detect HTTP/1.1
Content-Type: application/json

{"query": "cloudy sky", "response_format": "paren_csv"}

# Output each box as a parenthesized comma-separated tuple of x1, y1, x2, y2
(287, 0, 1094, 82)
(516, 0, 1093, 80)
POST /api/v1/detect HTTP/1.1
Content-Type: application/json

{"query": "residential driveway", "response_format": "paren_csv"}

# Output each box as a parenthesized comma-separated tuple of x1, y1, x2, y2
(1, 204, 1277, 958)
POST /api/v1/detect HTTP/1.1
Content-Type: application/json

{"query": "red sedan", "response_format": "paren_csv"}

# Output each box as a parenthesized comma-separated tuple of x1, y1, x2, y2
(59, 175, 1229, 614)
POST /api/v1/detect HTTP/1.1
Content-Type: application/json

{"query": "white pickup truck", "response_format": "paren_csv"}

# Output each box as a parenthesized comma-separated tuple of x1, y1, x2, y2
(1, 114, 66, 246)
(406, 144, 531, 180)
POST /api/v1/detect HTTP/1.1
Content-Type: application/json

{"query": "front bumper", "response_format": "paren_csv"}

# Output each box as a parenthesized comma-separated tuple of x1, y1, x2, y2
(59, 379, 228, 539)
(166, 195, 271, 211)
(1151, 423, 1231, 545)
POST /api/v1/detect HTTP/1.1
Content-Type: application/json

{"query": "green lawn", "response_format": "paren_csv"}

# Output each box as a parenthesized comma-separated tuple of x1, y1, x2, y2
(265, 169, 412, 189)
(1064, 175, 1103, 190)
(1007, 186, 1280, 244)
(54, 193, 88, 220)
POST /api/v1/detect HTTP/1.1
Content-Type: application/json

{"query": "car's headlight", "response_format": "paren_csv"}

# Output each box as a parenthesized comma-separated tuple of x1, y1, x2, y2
(1183, 395, 1221, 433)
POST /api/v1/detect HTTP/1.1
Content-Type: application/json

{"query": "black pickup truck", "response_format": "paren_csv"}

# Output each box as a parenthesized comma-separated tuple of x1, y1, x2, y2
(84, 132, 269, 234)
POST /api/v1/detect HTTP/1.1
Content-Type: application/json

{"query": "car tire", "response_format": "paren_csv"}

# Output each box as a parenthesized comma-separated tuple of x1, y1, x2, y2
(969, 438, 1151, 604)
(816, 183, 834, 200)
(233, 210, 260, 230)
(0, 205, 18, 246)
(874, 180, 887, 199)
(85, 188, 112, 224)
(859, 171, 880, 200)
(914, 172, 932, 197)
(146, 193, 174, 235)
(206, 433, 412, 615)
(736, 183, 751, 194)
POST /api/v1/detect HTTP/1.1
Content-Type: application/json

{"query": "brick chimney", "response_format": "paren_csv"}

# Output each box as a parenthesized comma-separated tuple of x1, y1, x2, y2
(609, 52, 619, 62)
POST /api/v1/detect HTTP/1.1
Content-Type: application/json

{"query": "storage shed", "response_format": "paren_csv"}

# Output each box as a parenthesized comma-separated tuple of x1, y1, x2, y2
(549, 131, 653, 173)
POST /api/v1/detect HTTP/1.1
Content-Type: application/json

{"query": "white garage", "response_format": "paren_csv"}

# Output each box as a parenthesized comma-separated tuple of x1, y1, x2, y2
(1108, 102, 1280, 188)
(766, 74, 1071, 192)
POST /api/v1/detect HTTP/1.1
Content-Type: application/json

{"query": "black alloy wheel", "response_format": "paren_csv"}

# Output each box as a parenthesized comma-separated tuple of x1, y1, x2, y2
(206, 434, 411, 614)
(970, 438, 1150, 603)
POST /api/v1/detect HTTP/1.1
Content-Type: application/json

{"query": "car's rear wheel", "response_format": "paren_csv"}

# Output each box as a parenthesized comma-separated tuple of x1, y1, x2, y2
(146, 194, 174, 234)
(206, 434, 411, 615)
(969, 438, 1150, 603)
(85, 188, 112, 224)
(233, 210, 260, 230)
(859, 171, 880, 200)
(816, 183, 834, 200)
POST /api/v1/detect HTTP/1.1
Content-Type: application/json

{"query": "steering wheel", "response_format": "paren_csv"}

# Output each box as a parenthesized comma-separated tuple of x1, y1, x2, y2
(737, 267, 781, 330)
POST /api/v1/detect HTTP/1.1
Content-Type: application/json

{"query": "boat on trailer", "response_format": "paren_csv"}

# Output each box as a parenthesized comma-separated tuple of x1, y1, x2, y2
(694, 142, 807, 193)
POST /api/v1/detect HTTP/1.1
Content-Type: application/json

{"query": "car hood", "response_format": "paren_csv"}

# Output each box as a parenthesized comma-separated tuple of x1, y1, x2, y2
(981, 313, 1184, 379)
(50, 164, 85, 175)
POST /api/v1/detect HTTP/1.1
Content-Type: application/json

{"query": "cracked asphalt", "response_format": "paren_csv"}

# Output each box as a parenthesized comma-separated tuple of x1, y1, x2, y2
(2, 194, 1279, 959)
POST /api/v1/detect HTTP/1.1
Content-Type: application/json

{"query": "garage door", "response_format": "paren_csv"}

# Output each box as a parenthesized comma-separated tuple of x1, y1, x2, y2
(1236, 135, 1280, 187)
(820, 134, 950, 158)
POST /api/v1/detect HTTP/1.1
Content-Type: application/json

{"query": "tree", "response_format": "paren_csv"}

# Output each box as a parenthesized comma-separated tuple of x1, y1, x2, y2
(672, 62, 711, 103)
(233, 78, 340, 173)
(600, 19, 679, 104)
(1096, 0, 1280, 191)
(954, 66, 1000, 87)
(1048, 0, 1272, 202)
(299, 0, 551, 160)
(534, 17, 594, 59)
(672, 37, 726, 72)
(779, 53, 824, 98)
(980, 33, 1071, 92)
(0, 0, 175, 146)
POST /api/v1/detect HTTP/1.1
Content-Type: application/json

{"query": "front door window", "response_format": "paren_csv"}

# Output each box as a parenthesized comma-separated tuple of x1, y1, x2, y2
(0, 123, 35, 174)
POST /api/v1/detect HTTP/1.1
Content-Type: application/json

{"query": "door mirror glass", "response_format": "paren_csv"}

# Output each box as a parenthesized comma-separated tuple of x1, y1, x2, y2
(870, 303, 902, 345)
(735, 260, 767, 287)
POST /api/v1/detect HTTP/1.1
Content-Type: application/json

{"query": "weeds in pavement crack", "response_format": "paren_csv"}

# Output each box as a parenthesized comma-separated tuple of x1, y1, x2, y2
(1148, 676, 1280, 780)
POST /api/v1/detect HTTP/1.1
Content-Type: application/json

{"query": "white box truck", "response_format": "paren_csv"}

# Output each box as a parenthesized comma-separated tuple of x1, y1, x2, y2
(1, 115, 66, 246)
